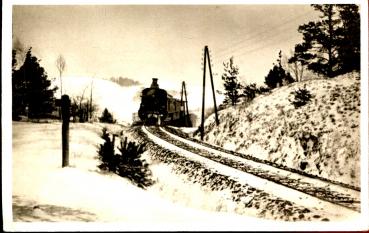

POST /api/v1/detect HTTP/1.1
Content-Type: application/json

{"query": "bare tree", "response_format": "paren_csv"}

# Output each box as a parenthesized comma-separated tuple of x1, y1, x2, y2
(289, 59, 305, 82)
(69, 82, 97, 123)
(283, 50, 305, 82)
(56, 55, 66, 96)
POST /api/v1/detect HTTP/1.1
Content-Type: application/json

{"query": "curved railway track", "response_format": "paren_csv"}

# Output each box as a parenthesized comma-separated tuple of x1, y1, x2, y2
(141, 126, 360, 219)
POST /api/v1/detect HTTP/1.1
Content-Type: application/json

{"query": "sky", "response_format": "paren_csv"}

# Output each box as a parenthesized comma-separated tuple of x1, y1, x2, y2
(11, 4, 321, 91)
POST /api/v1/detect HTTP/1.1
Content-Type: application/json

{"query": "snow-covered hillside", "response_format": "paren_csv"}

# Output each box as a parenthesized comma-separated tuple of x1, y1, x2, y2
(55, 76, 142, 124)
(197, 72, 361, 187)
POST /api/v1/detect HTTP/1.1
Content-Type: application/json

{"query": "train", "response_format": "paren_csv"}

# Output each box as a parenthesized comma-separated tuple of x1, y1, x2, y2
(137, 78, 190, 126)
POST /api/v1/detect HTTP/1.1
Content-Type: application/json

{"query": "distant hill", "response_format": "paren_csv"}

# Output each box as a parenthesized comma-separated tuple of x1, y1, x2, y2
(110, 77, 141, 87)
(57, 76, 143, 124)
(196, 72, 361, 187)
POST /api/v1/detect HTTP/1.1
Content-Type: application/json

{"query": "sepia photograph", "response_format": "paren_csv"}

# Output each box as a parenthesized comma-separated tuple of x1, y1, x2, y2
(2, 0, 368, 231)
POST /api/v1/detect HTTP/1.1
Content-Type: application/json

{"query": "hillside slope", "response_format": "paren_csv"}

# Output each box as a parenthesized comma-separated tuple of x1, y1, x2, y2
(197, 72, 360, 187)
(56, 76, 142, 124)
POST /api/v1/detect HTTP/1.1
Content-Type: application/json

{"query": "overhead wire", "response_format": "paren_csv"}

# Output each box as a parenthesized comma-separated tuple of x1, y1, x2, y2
(212, 26, 300, 64)
(215, 10, 317, 57)
(212, 10, 318, 63)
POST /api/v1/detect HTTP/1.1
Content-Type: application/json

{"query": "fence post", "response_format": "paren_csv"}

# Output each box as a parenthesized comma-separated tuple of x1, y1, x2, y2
(61, 95, 70, 167)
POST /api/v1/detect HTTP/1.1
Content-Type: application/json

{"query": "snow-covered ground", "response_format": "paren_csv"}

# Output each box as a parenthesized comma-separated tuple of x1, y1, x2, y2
(6, 121, 271, 231)
(6, 121, 367, 231)
(196, 72, 361, 188)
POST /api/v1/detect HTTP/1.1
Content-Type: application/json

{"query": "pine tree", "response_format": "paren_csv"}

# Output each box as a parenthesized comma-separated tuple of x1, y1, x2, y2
(12, 47, 57, 119)
(116, 137, 153, 188)
(290, 85, 313, 108)
(97, 129, 154, 188)
(336, 4, 360, 73)
(97, 128, 117, 172)
(265, 51, 295, 89)
(99, 108, 116, 123)
(222, 57, 242, 106)
(291, 4, 360, 78)
(295, 5, 341, 78)
(243, 83, 258, 102)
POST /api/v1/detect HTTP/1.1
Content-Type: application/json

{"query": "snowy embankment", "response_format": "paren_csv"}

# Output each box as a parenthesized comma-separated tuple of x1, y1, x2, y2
(160, 127, 360, 210)
(9, 121, 272, 230)
(196, 72, 361, 188)
(141, 126, 359, 220)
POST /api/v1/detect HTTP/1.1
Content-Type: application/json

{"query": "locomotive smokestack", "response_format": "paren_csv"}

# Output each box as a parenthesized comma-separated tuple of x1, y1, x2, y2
(151, 78, 159, 89)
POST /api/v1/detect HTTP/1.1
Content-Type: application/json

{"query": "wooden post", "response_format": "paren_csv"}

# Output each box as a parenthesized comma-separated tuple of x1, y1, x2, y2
(180, 82, 185, 126)
(180, 81, 191, 127)
(61, 95, 70, 167)
(183, 82, 191, 127)
(206, 47, 220, 125)
(201, 46, 207, 141)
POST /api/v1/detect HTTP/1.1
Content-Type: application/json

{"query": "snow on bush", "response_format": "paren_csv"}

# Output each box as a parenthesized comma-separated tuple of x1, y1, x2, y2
(97, 128, 154, 188)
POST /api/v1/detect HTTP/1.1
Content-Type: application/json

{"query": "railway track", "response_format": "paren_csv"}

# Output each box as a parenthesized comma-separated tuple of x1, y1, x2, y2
(141, 126, 360, 220)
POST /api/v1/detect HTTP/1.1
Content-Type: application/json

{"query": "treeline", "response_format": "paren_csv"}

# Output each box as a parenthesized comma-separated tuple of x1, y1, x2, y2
(221, 4, 360, 107)
(12, 41, 116, 124)
(70, 85, 98, 123)
(291, 4, 360, 78)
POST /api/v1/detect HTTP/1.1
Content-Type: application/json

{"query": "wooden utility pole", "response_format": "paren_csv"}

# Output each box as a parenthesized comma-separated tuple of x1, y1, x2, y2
(180, 82, 184, 124)
(61, 95, 70, 167)
(200, 46, 220, 140)
(206, 47, 220, 125)
(183, 82, 190, 126)
(180, 81, 191, 127)
(201, 47, 207, 141)
(89, 80, 93, 121)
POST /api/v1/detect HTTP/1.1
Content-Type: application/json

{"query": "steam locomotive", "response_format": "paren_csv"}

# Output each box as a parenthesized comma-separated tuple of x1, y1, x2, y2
(138, 78, 185, 125)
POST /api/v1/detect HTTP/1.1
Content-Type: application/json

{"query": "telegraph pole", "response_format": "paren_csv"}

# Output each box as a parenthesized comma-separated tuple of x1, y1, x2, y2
(200, 46, 219, 140)
(180, 81, 190, 126)
(206, 47, 220, 125)
(183, 82, 191, 126)
(180, 81, 191, 127)
(201, 47, 207, 140)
